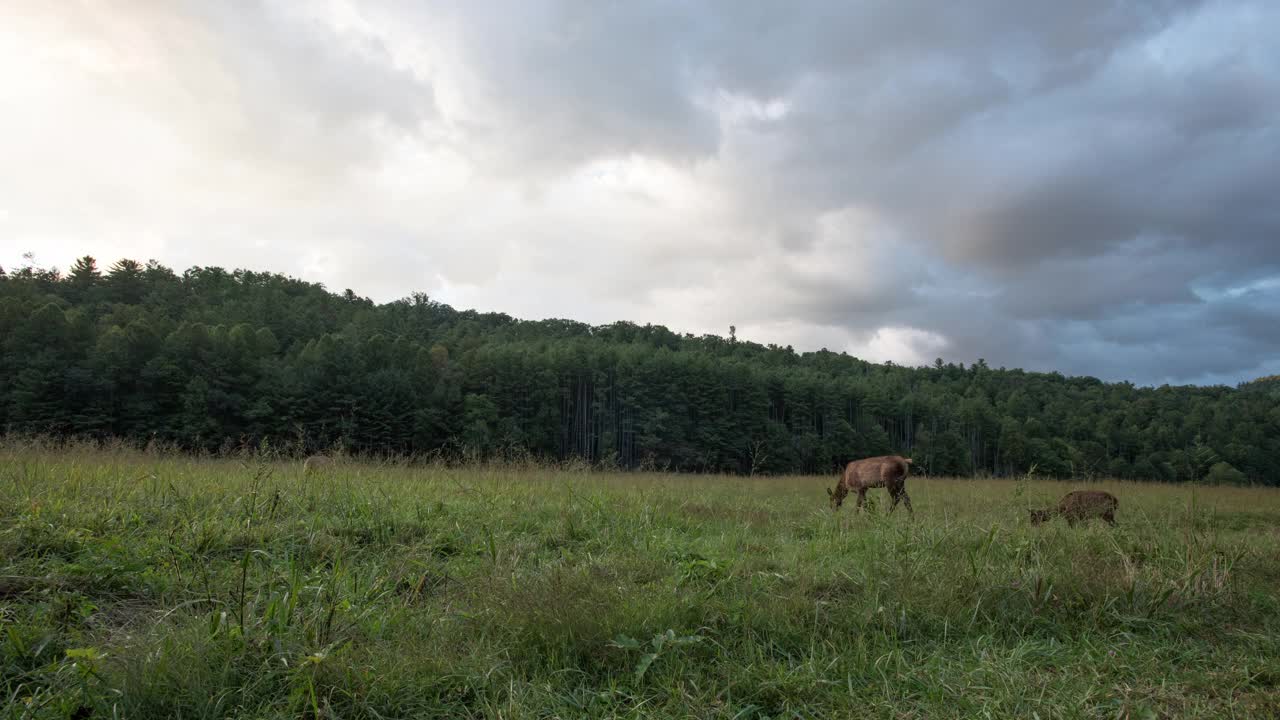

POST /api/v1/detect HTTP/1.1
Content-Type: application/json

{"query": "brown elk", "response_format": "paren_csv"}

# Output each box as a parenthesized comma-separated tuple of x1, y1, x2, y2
(1030, 490, 1118, 527)
(302, 455, 334, 474)
(828, 455, 914, 515)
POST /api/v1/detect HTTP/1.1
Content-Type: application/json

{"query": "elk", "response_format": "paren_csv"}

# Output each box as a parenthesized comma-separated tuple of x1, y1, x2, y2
(1030, 490, 1118, 527)
(302, 455, 334, 474)
(827, 455, 914, 515)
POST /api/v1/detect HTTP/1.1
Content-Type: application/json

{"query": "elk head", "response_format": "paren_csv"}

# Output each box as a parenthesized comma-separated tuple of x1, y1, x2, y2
(827, 485, 846, 510)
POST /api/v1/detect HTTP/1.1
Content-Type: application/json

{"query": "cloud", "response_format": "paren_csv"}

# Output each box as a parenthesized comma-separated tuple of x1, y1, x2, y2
(2, 0, 1278, 386)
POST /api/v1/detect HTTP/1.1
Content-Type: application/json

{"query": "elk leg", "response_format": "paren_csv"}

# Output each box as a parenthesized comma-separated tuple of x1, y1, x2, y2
(856, 488, 867, 512)
(901, 490, 914, 517)
(889, 488, 900, 514)
(1104, 510, 1116, 526)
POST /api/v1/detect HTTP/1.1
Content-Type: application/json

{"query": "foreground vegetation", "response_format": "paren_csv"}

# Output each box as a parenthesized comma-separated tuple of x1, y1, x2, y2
(3, 445, 1279, 718)
(4, 256, 1279, 483)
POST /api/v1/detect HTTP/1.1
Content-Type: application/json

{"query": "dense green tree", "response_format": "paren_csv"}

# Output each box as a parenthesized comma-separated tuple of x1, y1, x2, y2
(67, 256, 102, 303)
(1, 256, 1276, 484)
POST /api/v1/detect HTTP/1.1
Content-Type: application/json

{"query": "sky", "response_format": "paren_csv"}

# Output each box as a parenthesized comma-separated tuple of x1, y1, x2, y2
(2, 1, 1278, 387)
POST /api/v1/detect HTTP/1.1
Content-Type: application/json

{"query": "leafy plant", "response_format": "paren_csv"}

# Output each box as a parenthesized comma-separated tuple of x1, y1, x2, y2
(610, 629, 705, 682)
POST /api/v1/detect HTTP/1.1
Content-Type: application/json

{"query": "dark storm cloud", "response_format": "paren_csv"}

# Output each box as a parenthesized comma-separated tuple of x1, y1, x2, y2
(996, 239, 1205, 321)
(673, 0, 1279, 383)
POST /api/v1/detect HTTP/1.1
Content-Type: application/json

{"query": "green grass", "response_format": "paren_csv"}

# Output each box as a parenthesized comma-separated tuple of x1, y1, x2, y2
(2, 443, 1279, 719)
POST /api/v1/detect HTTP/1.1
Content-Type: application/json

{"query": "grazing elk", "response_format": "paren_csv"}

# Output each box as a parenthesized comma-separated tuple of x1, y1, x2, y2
(828, 455, 914, 515)
(302, 455, 334, 475)
(1030, 490, 1118, 527)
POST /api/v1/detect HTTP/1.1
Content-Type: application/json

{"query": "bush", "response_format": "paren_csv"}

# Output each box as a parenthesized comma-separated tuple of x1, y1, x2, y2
(1205, 461, 1248, 486)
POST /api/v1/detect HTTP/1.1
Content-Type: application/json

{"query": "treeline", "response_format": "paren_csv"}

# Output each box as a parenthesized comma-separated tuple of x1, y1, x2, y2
(2, 256, 1278, 484)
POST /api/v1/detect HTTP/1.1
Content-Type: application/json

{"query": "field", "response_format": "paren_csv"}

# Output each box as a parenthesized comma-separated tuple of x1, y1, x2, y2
(2, 445, 1279, 719)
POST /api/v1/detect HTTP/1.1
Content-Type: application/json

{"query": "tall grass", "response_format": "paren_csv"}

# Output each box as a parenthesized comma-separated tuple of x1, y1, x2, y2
(2, 441, 1278, 718)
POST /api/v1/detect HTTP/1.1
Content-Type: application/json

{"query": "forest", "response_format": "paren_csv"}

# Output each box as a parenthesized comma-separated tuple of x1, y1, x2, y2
(2, 256, 1277, 484)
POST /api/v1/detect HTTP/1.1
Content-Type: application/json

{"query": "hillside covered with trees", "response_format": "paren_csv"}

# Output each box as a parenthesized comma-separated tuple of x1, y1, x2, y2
(2, 256, 1277, 484)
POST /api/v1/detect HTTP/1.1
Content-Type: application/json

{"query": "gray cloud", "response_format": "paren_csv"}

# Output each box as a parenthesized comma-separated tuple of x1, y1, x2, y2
(2, 0, 1278, 385)
(189, 1, 438, 177)
(377, 1, 721, 174)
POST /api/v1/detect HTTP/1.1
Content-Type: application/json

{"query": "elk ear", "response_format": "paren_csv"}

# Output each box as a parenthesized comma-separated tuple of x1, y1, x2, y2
(826, 487, 833, 498)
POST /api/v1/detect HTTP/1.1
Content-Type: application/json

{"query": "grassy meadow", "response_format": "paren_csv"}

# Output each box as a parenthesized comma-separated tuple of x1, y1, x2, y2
(2, 443, 1279, 718)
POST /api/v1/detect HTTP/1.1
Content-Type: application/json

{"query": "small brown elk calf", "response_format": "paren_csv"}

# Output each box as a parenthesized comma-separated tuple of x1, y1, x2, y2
(302, 455, 333, 474)
(828, 455, 914, 515)
(1030, 490, 1118, 527)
